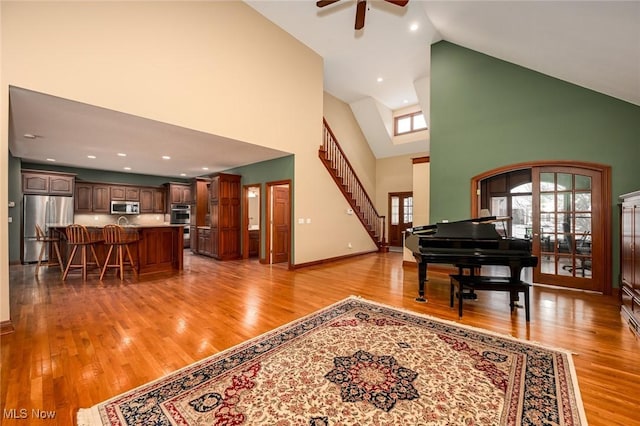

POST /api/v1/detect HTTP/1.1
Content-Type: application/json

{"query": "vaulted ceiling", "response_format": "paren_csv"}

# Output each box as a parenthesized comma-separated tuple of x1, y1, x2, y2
(247, 0, 640, 158)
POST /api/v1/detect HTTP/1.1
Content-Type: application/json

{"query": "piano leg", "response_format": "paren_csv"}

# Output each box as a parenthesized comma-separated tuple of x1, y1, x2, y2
(415, 258, 427, 302)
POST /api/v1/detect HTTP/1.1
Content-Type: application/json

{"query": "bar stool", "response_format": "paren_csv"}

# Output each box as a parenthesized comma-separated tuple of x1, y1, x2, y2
(62, 224, 101, 280)
(100, 224, 138, 280)
(35, 224, 63, 276)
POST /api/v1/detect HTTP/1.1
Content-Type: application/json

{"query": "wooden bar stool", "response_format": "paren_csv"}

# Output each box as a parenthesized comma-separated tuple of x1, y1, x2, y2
(62, 224, 101, 280)
(35, 224, 63, 277)
(100, 224, 138, 280)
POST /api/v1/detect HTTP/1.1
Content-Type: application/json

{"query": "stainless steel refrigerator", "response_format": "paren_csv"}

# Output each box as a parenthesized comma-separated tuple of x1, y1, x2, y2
(23, 194, 74, 263)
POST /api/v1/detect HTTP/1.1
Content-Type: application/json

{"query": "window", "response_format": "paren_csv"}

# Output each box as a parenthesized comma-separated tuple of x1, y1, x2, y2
(394, 111, 427, 136)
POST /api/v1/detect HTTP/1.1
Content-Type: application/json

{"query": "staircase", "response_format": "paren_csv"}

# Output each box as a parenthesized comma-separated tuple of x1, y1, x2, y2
(319, 118, 388, 252)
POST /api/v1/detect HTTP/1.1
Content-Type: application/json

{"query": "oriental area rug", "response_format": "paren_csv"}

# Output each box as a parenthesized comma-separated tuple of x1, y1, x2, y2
(77, 296, 587, 425)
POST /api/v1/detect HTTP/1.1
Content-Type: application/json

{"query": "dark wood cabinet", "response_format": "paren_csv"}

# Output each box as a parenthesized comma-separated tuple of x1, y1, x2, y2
(22, 170, 75, 195)
(249, 229, 259, 257)
(75, 183, 109, 213)
(209, 173, 241, 260)
(75, 183, 94, 212)
(197, 227, 211, 256)
(193, 178, 211, 226)
(92, 185, 110, 213)
(111, 186, 140, 201)
(168, 183, 192, 205)
(621, 190, 640, 336)
(140, 187, 166, 213)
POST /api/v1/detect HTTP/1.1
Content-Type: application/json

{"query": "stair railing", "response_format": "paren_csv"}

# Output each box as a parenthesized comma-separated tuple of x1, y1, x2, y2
(319, 118, 387, 249)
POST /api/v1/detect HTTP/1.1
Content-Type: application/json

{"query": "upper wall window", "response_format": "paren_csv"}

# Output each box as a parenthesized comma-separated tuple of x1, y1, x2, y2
(394, 111, 428, 136)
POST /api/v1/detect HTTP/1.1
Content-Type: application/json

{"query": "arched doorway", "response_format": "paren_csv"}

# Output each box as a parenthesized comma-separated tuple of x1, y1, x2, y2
(472, 161, 612, 294)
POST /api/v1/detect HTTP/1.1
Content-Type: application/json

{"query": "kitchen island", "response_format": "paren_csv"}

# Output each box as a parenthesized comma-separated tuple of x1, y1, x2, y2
(50, 224, 184, 276)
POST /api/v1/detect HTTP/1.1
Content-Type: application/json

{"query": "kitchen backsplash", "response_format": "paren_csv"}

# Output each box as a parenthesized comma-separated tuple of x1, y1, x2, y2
(74, 213, 171, 226)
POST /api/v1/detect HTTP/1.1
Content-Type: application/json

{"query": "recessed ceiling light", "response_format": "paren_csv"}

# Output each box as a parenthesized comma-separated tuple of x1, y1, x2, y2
(410, 23, 419, 32)
(123, 167, 131, 171)
(180, 173, 187, 177)
(403, 99, 409, 104)
(202, 167, 209, 171)
(162, 155, 171, 160)
(87, 155, 96, 159)
(117, 153, 127, 157)
(23, 133, 37, 139)
(46, 158, 56, 162)
(377, 77, 384, 83)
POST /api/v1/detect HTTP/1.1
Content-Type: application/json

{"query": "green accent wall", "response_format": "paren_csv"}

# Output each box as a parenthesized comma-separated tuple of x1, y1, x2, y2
(430, 41, 640, 286)
(224, 155, 294, 262)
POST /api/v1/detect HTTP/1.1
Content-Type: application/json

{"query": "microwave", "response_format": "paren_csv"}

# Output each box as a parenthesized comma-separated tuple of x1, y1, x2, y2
(111, 201, 140, 215)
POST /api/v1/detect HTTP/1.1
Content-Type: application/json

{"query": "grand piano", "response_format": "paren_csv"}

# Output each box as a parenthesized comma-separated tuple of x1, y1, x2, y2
(405, 216, 538, 304)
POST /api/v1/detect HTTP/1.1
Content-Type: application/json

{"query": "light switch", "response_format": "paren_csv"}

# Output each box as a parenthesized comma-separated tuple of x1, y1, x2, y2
(8, 216, 12, 223)
(298, 218, 304, 224)
(306, 218, 311, 224)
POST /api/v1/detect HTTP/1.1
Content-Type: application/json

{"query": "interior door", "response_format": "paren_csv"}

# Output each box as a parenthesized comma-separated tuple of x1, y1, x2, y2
(531, 166, 604, 292)
(388, 192, 413, 247)
(269, 184, 290, 264)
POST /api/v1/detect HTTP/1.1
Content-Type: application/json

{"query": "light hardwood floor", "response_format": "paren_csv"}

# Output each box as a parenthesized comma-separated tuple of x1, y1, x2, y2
(1, 250, 639, 425)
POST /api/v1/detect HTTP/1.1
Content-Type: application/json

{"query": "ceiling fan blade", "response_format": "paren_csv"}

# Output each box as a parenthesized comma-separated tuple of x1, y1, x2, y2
(355, 0, 367, 30)
(384, 0, 409, 6)
(316, 0, 341, 7)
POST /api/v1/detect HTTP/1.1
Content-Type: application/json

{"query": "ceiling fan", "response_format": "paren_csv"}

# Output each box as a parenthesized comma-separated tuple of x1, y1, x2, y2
(316, 0, 409, 30)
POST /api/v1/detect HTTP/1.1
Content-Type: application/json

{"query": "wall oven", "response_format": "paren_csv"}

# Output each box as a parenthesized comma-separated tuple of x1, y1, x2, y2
(170, 204, 190, 224)
(170, 204, 191, 247)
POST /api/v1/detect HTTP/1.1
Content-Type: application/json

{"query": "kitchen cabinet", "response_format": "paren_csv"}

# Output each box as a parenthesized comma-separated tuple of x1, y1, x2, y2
(22, 170, 75, 196)
(168, 183, 192, 205)
(209, 173, 241, 260)
(75, 183, 110, 213)
(197, 226, 211, 256)
(621, 190, 640, 337)
(110, 186, 140, 201)
(192, 178, 210, 226)
(140, 187, 166, 214)
(74, 183, 93, 212)
(92, 185, 110, 213)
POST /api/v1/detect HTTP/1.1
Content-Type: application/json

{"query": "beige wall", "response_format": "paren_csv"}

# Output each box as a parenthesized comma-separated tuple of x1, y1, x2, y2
(319, 93, 378, 256)
(322, 93, 377, 195)
(0, 1, 386, 323)
(404, 160, 430, 262)
(375, 153, 419, 238)
(1, 0, 8, 326)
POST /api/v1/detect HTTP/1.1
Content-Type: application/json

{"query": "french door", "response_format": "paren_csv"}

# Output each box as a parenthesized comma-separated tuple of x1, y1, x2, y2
(474, 162, 611, 294)
(388, 192, 413, 247)
(531, 166, 605, 292)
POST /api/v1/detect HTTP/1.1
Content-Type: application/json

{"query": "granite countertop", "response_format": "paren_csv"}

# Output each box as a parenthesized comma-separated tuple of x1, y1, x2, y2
(48, 224, 184, 229)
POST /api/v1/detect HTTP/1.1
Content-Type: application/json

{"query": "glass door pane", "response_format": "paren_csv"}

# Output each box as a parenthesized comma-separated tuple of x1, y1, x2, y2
(533, 167, 597, 289)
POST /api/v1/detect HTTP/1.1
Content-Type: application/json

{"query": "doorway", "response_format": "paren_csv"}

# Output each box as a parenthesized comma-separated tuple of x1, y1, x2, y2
(473, 161, 611, 294)
(243, 184, 261, 260)
(266, 181, 291, 265)
(388, 192, 413, 248)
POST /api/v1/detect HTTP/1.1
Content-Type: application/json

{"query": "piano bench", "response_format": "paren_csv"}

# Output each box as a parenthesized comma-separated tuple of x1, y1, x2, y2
(449, 275, 531, 322)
